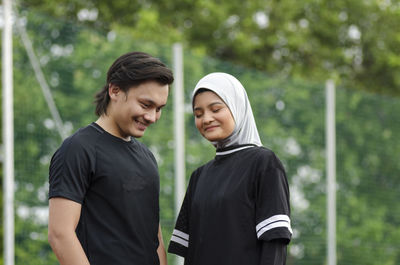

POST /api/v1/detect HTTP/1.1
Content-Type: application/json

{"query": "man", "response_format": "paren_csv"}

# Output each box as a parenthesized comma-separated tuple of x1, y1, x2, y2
(48, 51, 174, 265)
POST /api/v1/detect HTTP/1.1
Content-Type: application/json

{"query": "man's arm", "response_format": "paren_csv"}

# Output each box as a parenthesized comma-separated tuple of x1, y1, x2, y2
(157, 224, 167, 265)
(48, 197, 90, 265)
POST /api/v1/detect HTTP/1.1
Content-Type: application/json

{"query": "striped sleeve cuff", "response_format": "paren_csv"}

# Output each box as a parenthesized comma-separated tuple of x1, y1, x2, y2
(170, 229, 189, 247)
(168, 229, 189, 257)
(256, 214, 293, 240)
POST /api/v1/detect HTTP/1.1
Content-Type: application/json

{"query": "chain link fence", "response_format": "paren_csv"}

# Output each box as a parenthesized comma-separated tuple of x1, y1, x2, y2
(5, 10, 400, 265)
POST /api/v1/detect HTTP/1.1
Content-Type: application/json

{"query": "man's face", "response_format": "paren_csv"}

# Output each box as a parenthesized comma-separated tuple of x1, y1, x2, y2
(109, 81, 169, 139)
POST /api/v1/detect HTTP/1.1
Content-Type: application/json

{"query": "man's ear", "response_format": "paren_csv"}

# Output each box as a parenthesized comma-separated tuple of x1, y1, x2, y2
(108, 83, 121, 100)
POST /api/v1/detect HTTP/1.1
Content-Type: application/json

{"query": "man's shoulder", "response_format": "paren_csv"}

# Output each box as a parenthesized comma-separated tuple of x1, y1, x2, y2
(59, 123, 103, 153)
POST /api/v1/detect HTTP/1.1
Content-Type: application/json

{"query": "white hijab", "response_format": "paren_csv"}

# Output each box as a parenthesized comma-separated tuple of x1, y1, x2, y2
(192, 72, 262, 149)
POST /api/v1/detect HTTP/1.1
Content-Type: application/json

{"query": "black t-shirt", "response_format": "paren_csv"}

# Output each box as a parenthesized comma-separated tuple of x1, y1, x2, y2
(49, 123, 160, 265)
(168, 145, 292, 265)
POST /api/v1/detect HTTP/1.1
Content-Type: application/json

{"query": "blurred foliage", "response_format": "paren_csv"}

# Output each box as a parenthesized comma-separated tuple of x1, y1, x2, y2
(0, 5, 399, 265)
(18, 0, 400, 96)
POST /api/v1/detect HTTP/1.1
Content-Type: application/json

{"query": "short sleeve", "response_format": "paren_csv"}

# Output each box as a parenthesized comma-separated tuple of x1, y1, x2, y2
(168, 190, 190, 257)
(255, 152, 292, 244)
(48, 136, 93, 204)
(168, 169, 200, 257)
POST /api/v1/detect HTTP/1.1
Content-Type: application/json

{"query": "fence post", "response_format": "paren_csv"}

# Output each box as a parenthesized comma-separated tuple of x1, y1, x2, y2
(2, 0, 15, 264)
(326, 79, 336, 265)
(173, 43, 185, 265)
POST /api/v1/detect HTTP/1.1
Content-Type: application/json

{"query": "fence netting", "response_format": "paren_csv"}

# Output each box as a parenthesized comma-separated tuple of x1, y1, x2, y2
(6, 10, 400, 265)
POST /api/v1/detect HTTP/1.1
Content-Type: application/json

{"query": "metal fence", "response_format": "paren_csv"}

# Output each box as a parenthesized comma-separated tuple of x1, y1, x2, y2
(4, 10, 400, 265)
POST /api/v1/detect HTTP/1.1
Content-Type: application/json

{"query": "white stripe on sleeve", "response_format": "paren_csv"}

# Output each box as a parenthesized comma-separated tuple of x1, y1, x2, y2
(171, 235, 189, 248)
(173, 229, 189, 240)
(256, 214, 293, 238)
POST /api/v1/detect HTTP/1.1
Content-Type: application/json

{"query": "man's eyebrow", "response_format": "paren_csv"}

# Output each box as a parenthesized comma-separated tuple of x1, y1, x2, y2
(140, 98, 166, 108)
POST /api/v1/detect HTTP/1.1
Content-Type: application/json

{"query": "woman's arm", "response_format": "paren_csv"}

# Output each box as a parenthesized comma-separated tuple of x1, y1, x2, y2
(260, 239, 287, 265)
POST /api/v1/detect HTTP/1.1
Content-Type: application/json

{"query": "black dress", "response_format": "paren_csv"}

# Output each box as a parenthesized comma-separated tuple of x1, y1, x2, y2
(168, 144, 292, 265)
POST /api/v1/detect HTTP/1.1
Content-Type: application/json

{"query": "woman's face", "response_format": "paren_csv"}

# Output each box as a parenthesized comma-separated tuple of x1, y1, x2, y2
(193, 91, 235, 142)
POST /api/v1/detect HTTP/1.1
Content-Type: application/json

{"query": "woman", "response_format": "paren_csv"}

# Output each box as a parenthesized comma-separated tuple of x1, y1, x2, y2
(168, 72, 292, 265)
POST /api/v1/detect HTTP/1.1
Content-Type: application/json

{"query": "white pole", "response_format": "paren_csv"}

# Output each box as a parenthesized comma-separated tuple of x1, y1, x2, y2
(326, 79, 336, 265)
(172, 43, 185, 265)
(2, 0, 15, 264)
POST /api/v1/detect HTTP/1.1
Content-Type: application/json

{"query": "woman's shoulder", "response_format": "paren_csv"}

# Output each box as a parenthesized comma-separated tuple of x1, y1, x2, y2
(243, 145, 276, 160)
(247, 146, 285, 171)
(249, 145, 274, 155)
(191, 158, 215, 175)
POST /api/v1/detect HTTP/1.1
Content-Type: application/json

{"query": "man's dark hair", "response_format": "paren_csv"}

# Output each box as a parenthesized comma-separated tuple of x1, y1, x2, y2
(94, 51, 174, 116)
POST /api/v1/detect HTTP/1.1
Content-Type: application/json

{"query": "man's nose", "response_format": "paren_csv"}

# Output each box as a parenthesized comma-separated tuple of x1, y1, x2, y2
(144, 109, 157, 123)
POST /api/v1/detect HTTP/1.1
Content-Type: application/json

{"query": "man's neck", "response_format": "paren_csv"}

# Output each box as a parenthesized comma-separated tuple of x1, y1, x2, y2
(95, 116, 131, 142)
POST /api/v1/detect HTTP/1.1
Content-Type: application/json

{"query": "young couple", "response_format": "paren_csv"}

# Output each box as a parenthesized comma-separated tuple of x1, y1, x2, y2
(48, 51, 292, 265)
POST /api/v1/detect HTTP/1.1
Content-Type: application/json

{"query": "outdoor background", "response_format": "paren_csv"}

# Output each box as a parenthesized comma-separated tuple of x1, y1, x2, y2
(1, 0, 400, 264)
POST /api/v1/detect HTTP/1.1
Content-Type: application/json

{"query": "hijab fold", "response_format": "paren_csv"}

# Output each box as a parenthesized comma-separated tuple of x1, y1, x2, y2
(192, 72, 262, 149)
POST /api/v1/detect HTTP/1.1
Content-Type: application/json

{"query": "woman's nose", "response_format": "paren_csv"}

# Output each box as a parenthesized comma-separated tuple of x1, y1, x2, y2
(203, 112, 213, 124)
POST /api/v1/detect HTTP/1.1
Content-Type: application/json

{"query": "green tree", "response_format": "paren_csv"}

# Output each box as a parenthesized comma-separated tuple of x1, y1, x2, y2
(2, 6, 400, 265)
(18, 0, 400, 96)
